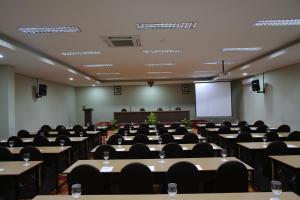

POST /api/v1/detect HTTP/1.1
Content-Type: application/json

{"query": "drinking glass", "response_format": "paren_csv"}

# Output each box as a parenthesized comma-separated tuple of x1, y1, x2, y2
(124, 130, 128, 137)
(71, 183, 81, 198)
(79, 132, 83, 137)
(60, 139, 65, 147)
(158, 137, 162, 145)
(23, 153, 30, 166)
(168, 183, 177, 200)
(103, 151, 109, 164)
(117, 138, 122, 146)
(221, 149, 227, 160)
(262, 135, 267, 144)
(271, 180, 282, 199)
(159, 150, 165, 163)
(8, 140, 14, 148)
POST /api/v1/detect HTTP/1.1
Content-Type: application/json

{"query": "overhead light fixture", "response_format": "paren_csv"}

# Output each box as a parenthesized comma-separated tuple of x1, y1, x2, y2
(18, 26, 81, 34)
(147, 71, 172, 74)
(148, 76, 169, 79)
(145, 63, 176, 67)
(97, 72, 120, 75)
(105, 77, 126, 80)
(222, 47, 262, 52)
(136, 22, 198, 30)
(143, 49, 183, 54)
(240, 64, 251, 71)
(92, 84, 96, 87)
(268, 50, 287, 59)
(69, 77, 74, 81)
(84, 64, 113, 67)
(193, 70, 219, 73)
(243, 73, 248, 76)
(84, 76, 91, 80)
(254, 19, 300, 26)
(96, 81, 101, 84)
(204, 61, 235, 65)
(67, 68, 77, 75)
(0, 39, 16, 50)
(40, 57, 55, 66)
(61, 51, 101, 56)
(0, 54, 3, 58)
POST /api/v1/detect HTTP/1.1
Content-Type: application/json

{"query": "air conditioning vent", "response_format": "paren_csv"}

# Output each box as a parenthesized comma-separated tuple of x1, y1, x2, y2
(102, 35, 141, 47)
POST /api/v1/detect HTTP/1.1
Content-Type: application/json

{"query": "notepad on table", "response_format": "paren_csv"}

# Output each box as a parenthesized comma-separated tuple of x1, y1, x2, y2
(116, 148, 125, 151)
(100, 166, 114, 172)
(148, 165, 155, 171)
(195, 165, 203, 170)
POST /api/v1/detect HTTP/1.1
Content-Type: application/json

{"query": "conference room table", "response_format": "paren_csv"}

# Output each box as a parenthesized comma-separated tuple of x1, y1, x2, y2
(32, 192, 300, 200)
(90, 143, 222, 158)
(270, 155, 300, 195)
(0, 161, 43, 200)
(63, 157, 253, 190)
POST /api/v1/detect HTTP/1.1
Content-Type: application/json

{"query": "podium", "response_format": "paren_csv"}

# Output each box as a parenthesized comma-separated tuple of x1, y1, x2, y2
(82, 108, 94, 126)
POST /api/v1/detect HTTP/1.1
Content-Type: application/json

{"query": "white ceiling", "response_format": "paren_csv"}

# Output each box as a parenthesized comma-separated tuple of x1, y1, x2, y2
(0, 0, 299, 86)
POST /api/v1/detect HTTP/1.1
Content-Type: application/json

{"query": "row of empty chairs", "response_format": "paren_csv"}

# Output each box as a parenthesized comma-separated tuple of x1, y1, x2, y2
(118, 126, 189, 136)
(121, 107, 182, 112)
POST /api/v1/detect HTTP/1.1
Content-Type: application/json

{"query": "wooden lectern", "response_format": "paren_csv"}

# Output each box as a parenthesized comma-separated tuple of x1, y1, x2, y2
(82, 108, 94, 126)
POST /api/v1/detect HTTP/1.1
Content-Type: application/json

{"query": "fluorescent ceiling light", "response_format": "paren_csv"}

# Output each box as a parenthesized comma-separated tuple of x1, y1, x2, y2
(240, 64, 251, 71)
(0, 54, 3, 58)
(0, 39, 16, 50)
(145, 63, 176, 67)
(105, 77, 126, 80)
(222, 47, 262, 52)
(147, 72, 172, 74)
(136, 22, 198, 30)
(96, 81, 101, 84)
(243, 73, 248, 76)
(143, 49, 183, 54)
(193, 70, 219, 73)
(84, 76, 91, 80)
(61, 51, 101, 56)
(254, 19, 300, 26)
(203, 61, 235, 65)
(18, 26, 81, 34)
(268, 50, 287, 59)
(148, 76, 169, 79)
(84, 64, 113, 67)
(67, 68, 77, 75)
(69, 77, 74, 81)
(40, 57, 55, 66)
(97, 73, 120, 75)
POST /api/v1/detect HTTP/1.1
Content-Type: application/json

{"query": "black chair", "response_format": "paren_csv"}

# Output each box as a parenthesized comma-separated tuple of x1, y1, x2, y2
(139, 123, 149, 129)
(158, 127, 168, 135)
(157, 108, 163, 111)
(160, 133, 175, 144)
(163, 143, 183, 158)
(170, 123, 180, 129)
(54, 135, 72, 146)
(36, 129, 49, 137)
(287, 131, 300, 141)
(17, 130, 31, 138)
(175, 127, 188, 135)
(262, 141, 288, 179)
(215, 161, 248, 192)
(264, 131, 279, 142)
(41, 125, 52, 132)
(140, 108, 145, 112)
(253, 120, 265, 127)
(277, 124, 291, 132)
(238, 121, 248, 127)
(55, 125, 66, 132)
(206, 122, 216, 128)
(86, 125, 96, 131)
(129, 143, 151, 159)
(33, 135, 50, 146)
(166, 161, 200, 193)
(20, 146, 42, 161)
(58, 129, 71, 136)
(74, 129, 88, 137)
(182, 133, 199, 144)
(0, 146, 13, 161)
(137, 127, 149, 135)
(218, 126, 231, 134)
(236, 132, 253, 142)
(222, 121, 231, 127)
(94, 144, 117, 159)
(120, 162, 153, 194)
(191, 142, 214, 157)
(73, 125, 84, 132)
(133, 134, 149, 144)
(256, 124, 269, 133)
(68, 164, 104, 194)
(156, 123, 165, 130)
(7, 136, 24, 147)
(107, 134, 124, 145)
(121, 108, 127, 112)
(240, 126, 251, 133)
(175, 107, 181, 111)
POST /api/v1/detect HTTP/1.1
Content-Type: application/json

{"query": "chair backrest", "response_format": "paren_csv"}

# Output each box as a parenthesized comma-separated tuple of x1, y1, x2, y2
(160, 133, 175, 144)
(41, 125, 52, 132)
(129, 143, 151, 159)
(20, 146, 43, 161)
(33, 135, 50, 146)
(236, 132, 253, 142)
(238, 121, 248, 127)
(68, 164, 104, 195)
(107, 134, 124, 145)
(156, 123, 165, 130)
(191, 142, 214, 157)
(287, 131, 300, 141)
(55, 125, 66, 132)
(239, 126, 251, 133)
(170, 123, 180, 129)
(175, 107, 181, 111)
(137, 127, 149, 135)
(218, 126, 231, 134)
(256, 124, 268, 133)
(157, 108, 163, 111)
(121, 108, 127, 112)
(139, 123, 149, 129)
(55, 135, 72, 146)
(222, 121, 231, 127)
(86, 125, 96, 131)
(215, 161, 248, 192)
(253, 120, 265, 127)
(37, 129, 50, 137)
(17, 129, 30, 138)
(206, 122, 216, 128)
(0, 146, 13, 161)
(166, 161, 199, 193)
(73, 124, 84, 132)
(58, 129, 71, 136)
(7, 136, 24, 147)
(277, 124, 291, 132)
(264, 131, 279, 142)
(120, 162, 153, 194)
(133, 134, 149, 144)
(74, 129, 88, 137)
(158, 127, 168, 135)
(140, 108, 145, 112)
(182, 133, 199, 144)
(162, 143, 183, 158)
(175, 127, 188, 135)
(94, 144, 117, 159)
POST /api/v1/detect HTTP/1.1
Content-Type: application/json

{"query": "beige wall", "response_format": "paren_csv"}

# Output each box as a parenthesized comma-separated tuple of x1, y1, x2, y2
(239, 63, 300, 131)
(15, 74, 76, 132)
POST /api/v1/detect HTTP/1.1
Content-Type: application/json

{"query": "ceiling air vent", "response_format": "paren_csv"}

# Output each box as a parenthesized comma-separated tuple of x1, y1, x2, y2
(102, 35, 141, 47)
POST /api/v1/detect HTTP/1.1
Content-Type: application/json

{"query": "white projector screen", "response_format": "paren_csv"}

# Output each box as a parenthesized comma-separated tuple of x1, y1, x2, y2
(195, 82, 232, 117)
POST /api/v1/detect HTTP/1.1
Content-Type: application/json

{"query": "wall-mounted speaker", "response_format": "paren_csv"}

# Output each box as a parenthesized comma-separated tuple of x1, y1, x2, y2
(251, 80, 260, 92)
(36, 84, 47, 98)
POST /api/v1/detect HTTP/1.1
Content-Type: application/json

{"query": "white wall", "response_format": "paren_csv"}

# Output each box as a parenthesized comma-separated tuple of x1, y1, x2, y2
(240, 63, 300, 131)
(15, 74, 77, 132)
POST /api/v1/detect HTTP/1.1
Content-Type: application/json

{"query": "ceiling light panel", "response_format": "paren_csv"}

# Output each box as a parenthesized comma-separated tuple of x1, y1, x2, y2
(268, 50, 287, 59)
(69, 77, 74, 81)
(0, 54, 3, 58)
(84, 76, 91, 80)
(240, 64, 251, 71)
(143, 49, 183, 54)
(145, 63, 176, 67)
(147, 72, 173, 74)
(136, 22, 198, 30)
(40, 57, 55, 66)
(18, 26, 81, 34)
(203, 61, 236, 65)
(84, 64, 113, 67)
(0, 39, 16, 50)
(61, 51, 101, 56)
(254, 19, 300, 26)
(104, 77, 126, 80)
(97, 73, 121, 75)
(67, 68, 77, 75)
(222, 47, 262, 52)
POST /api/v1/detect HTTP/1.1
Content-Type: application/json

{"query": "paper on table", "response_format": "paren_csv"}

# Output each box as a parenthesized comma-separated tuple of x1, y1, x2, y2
(174, 136, 180, 139)
(149, 138, 153, 140)
(149, 147, 155, 151)
(182, 147, 188, 150)
(287, 144, 297, 148)
(116, 148, 125, 151)
(100, 166, 114, 172)
(195, 165, 203, 170)
(148, 165, 155, 171)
